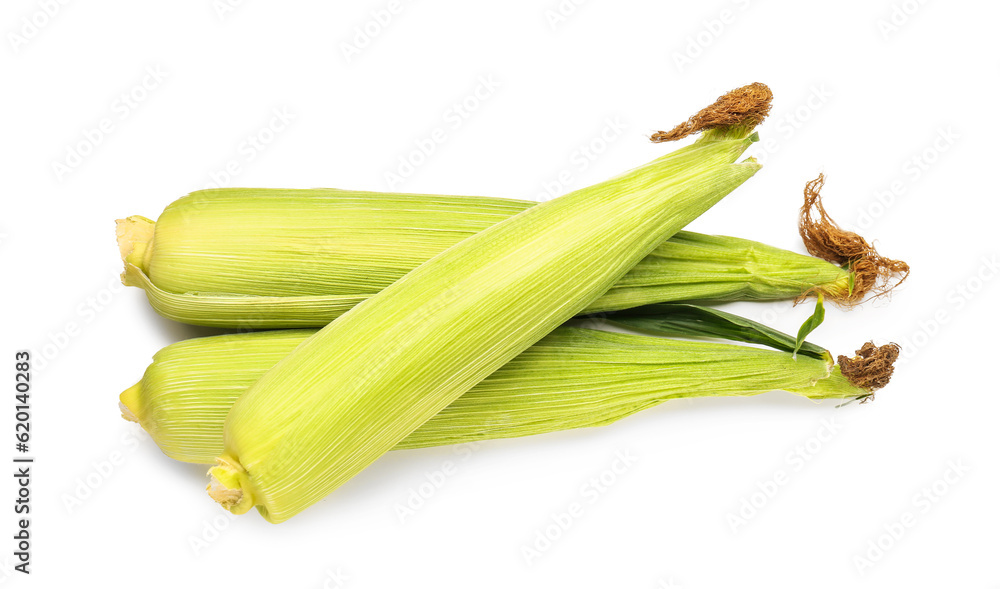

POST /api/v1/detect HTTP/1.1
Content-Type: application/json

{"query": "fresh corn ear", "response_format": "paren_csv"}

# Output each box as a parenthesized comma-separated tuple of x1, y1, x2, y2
(206, 87, 769, 522)
(119, 170, 910, 330)
(117, 208, 851, 328)
(117, 117, 880, 329)
(120, 308, 892, 465)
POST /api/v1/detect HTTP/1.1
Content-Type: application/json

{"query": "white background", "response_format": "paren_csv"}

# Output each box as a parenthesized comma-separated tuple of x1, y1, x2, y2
(2, 0, 998, 587)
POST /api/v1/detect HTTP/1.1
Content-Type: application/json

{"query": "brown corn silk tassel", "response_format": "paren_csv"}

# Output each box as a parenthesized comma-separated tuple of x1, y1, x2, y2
(651, 82, 774, 143)
(838, 342, 901, 401)
(798, 174, 910, 305)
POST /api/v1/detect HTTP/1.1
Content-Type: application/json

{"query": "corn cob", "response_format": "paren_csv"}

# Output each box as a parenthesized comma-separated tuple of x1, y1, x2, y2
(206, 89, 769, 522)
(117, 197, 851, 328)
(120, 306, 894, 465)
(118, 170, 912, 329)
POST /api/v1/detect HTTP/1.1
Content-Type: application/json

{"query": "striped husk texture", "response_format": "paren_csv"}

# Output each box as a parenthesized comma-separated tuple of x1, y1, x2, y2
(121, 326, 866, 465)
(209, 128, 762, 522)
(118, 187, 848, 329)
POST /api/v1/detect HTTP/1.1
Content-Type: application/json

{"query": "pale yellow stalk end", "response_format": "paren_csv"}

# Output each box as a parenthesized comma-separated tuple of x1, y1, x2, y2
(115, 216, 155, 286)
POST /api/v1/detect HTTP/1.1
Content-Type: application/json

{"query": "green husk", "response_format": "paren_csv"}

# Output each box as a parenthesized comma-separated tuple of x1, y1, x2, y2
(121, 309, 874, 465)
(120, 168, 922, 329)
(604, 303, 831, 360)
(117, 200, 851, 329)
(206, 121, 765, 522)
